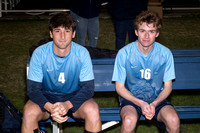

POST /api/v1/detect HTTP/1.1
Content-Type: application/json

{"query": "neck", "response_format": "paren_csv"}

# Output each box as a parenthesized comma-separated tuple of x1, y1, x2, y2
(53, 45, 71, 58)
(136, 42, 153, 55)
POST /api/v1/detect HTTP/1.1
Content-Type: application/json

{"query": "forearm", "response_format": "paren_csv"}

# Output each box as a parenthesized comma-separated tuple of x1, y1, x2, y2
(27, 79, 49, 112)
(116, 81, 144, 107)
(64, 101, 73, 110)
(152, 80, 172, 106)
(44, 102, 53, 112)
(116, 82, 154, 120)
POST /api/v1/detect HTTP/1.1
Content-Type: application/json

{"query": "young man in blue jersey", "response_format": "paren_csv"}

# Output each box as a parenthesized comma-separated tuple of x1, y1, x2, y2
(112, 11, 180, 133)
(22, 12, 101, 133)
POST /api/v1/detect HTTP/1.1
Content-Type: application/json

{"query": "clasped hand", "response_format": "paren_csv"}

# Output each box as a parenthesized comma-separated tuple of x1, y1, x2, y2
(50, 102, 70, 123)
(141, 102, 156, 120)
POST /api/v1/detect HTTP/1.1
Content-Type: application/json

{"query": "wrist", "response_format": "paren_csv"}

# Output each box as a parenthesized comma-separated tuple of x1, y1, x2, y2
(138, 99, 146, 107)
(151, 102, 157, 107)
(44, 102, 53, 112)
(65, 101, 73, 109)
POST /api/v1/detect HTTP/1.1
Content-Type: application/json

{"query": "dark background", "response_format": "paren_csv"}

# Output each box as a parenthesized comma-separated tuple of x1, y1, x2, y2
(13, 0, 200, 10)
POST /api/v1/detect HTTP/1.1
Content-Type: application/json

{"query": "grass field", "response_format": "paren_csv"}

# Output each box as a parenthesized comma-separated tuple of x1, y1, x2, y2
(0, 13, 200, 132)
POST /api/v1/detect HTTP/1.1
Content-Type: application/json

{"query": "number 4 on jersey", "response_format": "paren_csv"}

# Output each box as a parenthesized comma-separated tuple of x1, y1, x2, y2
(58, 72, 65, 83)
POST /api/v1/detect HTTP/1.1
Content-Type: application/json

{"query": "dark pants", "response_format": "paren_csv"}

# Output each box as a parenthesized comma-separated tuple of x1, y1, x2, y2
(113, 19, 137, 50)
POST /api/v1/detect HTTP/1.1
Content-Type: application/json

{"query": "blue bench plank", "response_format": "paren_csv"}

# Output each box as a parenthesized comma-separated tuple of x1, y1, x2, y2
(41, 105, 200, 124)
(93, 56, 200, 92)
(173, 57, 200, 90)
(175, 106, 200, 119)
(171, 49, 200, 57)
(99, 106, 200, 121)
(93, 64, 115, 92)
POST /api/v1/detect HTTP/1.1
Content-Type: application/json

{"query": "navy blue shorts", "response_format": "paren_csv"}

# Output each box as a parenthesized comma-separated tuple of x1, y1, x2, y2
(120, 97, 173, 128)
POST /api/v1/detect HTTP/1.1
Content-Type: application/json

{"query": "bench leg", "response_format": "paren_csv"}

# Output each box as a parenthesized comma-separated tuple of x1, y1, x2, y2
(102, 121, 120, 131)
(52, 122, 63, 133)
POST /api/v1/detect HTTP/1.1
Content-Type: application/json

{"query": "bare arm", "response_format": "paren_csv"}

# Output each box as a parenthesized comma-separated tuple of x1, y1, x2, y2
(148, 80, 173, 120)
(115, 81, 144, 107)
(115, 81, 152, 115)
(116, 81, 159, 120)
(151, 80, 173, 107)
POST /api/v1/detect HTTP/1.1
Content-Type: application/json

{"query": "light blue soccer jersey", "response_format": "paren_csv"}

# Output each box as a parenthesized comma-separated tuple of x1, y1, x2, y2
(112, 41, 175, 103)
(28, 41, 94, 94)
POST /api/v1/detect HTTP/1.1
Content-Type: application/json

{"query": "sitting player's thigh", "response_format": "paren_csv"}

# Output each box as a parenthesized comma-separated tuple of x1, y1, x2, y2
(157, 105, 179, 124)
(72, 98, 100, 119)
(23, 100, 50, 121)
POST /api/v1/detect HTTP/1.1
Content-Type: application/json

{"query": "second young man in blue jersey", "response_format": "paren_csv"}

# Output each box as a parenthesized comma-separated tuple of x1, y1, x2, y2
(112, 11, 180, 133)
(22, 12, 101, 133)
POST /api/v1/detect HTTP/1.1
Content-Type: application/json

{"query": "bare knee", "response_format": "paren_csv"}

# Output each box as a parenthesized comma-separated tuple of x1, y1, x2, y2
(158, 105, 180, 133)
(120, 106, 138, 133)
(23, 104, 40, 122)
(22, 100, 48, 125)
(165, 115, 180, 132)
(22, 101, 46, 133)
(83, 100, 100, 121)
(75, 99, 100, 122)
(75, 99, 101, 132)
(121, 114, 137, 133)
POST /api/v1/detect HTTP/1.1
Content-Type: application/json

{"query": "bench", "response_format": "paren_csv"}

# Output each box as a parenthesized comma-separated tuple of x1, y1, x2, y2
(27, 49, 200, 133)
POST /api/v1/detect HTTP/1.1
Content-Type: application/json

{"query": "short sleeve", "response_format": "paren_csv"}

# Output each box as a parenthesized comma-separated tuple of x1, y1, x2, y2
(28, 49, 43, 82)
(112, 50, 127, 83)
(79, 49, 94, 82)
(163, 50, 176, 82)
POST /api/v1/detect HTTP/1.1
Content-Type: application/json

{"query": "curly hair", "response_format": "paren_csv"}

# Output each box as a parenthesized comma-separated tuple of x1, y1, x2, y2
(134, 11, 162, 32)
(49, 12, 76, 32)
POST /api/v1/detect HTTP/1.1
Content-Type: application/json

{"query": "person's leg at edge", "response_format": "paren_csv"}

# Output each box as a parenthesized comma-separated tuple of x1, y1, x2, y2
(21, 100, 50, 133)
(113, 20, 127, 51)
(88, 16, 99, 48)
(70, 11, 88, 46)
(73, 98, 102, 133)
(157, 105, 180, 133)
(120, 105, 138, 133)
(127, 20, 137, 43)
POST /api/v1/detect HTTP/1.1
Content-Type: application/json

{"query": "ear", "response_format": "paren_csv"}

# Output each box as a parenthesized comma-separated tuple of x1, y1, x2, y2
(156, 31, 160, 38)
(135, 29, 138, 36)
(72, 31, 76, 38)
(50, 31, 53, 38)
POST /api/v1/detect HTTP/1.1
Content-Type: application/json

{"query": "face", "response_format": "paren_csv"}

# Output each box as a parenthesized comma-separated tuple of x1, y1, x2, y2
(135, 22, 159, 48)
(50, 26, 75, 50)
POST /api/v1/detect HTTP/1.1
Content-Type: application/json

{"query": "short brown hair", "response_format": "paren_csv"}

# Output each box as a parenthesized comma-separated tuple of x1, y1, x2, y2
(49, 12, 76, 32)
(134, 11, 162, 32)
